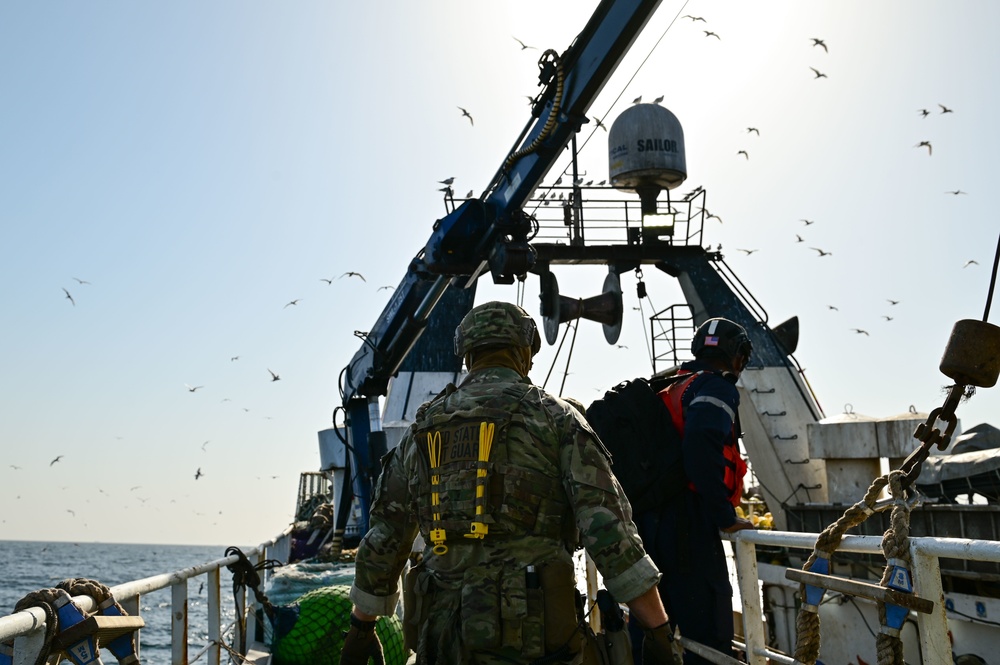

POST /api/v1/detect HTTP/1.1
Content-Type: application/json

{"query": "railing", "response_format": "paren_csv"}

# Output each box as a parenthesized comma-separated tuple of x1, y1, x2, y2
(0, 528, 291, 665)
(724, 529, 1000, 665)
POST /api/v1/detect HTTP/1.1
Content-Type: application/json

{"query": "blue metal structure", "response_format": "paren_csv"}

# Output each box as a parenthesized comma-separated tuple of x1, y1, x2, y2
(338, 0, 663, 535)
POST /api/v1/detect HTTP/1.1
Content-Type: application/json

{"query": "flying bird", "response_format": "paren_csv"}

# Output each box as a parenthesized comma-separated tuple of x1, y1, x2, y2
(810, 67, 827, 79)
(72, 277, 91, 285)
(320, 277, 333, 284)
(795, 234, 804, 243)
(801, 219, 815, 225)
(737, 150, 749, 159)
(62, 288, 75, 306)
(268, 369, 281, 382)
(747, 127, 760, 135)
(916, 141, 932, 155)
(9, 465, 21, 470)
(737, 248, 758, 256)
(50, 455, 63, 466)
(592, 117, 607, 131)
(340, 271, 366, 281)
(887, 299, 900, 305)
(963, 260, 979, 268)
(201, 441, 210, 451)
(682, 15, 706, 21)
(810, 247, 832, 257)
(512, 36, 536, 50)
(67, 509, 75, 517)
(939, 104, 954, 114)
(185, 384, 203, 393)
(704, 31, 721, 39)
(945, 190, 966, 195)
(827, 305, 839, 311)
(230, 356, 239, 361)
(882, 316, 894, 321)
(378, 285, 394, 291)
(918, 109, 930, 118)
(705, 211, 723, 223)
(195, 468, 203, 480)
(283, 299, 301, 308)
(457, 107, 474, 126)
(811, 38, 828, 52)
(851, 329, 870, 336)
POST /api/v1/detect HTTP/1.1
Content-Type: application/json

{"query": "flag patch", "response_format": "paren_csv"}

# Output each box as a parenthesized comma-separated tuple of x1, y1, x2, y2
(704, 335, 720, 346)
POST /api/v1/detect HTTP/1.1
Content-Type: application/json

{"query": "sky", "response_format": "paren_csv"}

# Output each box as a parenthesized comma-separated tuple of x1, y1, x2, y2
(1, 0, 998, 547)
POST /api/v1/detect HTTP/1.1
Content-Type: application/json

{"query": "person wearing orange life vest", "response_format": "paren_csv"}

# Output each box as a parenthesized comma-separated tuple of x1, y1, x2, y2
(629, 317, 755, 665)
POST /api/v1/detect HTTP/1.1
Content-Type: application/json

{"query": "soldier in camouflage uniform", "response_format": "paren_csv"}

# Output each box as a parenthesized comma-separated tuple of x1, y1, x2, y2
(341, 301, 679, 665)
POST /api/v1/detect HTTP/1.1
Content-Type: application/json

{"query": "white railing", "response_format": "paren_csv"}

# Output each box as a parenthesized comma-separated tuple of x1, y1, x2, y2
(727, 529, 1000, 665)
(0, 529, 291, 665)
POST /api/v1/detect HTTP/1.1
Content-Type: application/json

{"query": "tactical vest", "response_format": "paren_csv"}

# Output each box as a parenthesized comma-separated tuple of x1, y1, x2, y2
(659, 370, 748, 507)
(411, 381, 577, 554)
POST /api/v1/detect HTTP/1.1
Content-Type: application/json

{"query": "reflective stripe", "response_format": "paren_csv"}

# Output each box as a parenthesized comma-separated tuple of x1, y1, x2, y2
(707, 319, 719, 335)
(689, 395, 735, 424)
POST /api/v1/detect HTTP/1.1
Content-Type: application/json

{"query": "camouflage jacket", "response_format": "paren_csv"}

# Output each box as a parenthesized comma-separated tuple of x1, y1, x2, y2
(350, 367, 660, 622)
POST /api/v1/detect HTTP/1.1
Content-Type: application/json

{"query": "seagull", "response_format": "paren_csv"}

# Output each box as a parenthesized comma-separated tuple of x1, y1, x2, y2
(918, 109, 930, 118)
(597, 180, 606, 186)
(616, 344, 629, 349)
(195, 468, 203, 480)
(963, 260, 979, 268)
(283, 299, 301, 308)
(945, 190, 966, 195)
(458, 107, 474, 126)
(706, 212, 723, 223)
(811, 38, 828, 52)
(320, 277, 333, 284)
(465, 190, 474, 198)
(737, 150, 749, 159)
(887, 299, 900, 305)
(50, 455, 64, 466)
(810, 67, 827, 79)
(438, 177, 455, 185)
(939, 104, 954, 114)
(230, 356, 239, 361)
(67, 509, 76, 517)
(682, 15, 706, 21)
(653, 95, 664, 104)
(377, 285, 394, 291)
(810, 247, 832, 257)
(592, 117, 607, 131)
(268, 368, 281, 382)
(801, 219, 815, 225)
(704, 30, 721, 39)
(737, 248, 758, 256)
(827, 305, 839, 311)
(632, 96, 642, 104)
(62, 288, 75, 306)
(512, 36, 536, 50)
(198, 582, 204, 595)
(9, 465, 21, 470)
(341, 271, 366, 281)
(72, 277, 91, 285)
(916, 141, 932, 155)
(795, 234, 804, 243)
(130, 486, 141, 491)
(882, 316, 894, 321)
(201, 441, 210, 451)
(851, 329, 870, 336)
(747, 127, 760, 135)
(185, 384, 203, 392)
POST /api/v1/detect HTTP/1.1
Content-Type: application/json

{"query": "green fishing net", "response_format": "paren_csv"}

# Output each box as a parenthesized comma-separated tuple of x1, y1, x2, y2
(271, 584, 406, 665)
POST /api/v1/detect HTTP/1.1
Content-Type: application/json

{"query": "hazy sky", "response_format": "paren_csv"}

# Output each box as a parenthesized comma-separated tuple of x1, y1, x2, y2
(2, 1, 998, 547)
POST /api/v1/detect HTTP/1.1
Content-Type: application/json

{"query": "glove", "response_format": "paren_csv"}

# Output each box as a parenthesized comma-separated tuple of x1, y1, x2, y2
(642, 621, 683, 665)
(339, 615, 385, 665)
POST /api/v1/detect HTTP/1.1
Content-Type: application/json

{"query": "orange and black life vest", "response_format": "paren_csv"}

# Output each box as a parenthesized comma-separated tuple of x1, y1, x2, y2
(658, 370, 747, 507)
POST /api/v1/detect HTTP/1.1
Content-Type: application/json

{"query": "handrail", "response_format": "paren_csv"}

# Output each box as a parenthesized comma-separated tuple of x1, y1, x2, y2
(0, 527, 293, 665)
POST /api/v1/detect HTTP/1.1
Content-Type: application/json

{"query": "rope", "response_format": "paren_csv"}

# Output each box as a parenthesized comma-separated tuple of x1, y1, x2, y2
(225, 546, 283, 657)
(13, 588, 62, 665)
(793, 474, 890, 663)
(876, 472, 910, 665)
(503, 50, 563, 174)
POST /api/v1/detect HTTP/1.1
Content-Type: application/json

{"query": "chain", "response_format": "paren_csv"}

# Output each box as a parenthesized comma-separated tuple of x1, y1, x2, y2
(896, 383, 965, 489)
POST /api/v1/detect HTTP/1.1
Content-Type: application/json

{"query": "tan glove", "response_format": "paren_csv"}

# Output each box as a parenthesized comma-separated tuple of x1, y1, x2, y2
(339, 615, 385, 665)
(642, 621, 683, 665)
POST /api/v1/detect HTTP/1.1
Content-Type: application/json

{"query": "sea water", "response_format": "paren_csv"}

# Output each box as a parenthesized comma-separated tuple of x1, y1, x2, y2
(0, 540, 240, 665)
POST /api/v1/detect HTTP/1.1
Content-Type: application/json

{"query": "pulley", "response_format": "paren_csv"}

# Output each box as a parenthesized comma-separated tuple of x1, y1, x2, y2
(540, 272, 623, 345)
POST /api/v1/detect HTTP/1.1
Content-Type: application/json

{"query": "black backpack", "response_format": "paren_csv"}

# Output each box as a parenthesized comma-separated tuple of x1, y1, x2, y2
(585, 377, 687, 514)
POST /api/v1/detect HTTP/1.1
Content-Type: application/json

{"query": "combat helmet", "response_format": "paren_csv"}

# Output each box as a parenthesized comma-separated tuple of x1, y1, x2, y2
(691, 317, 753, 361)
(454, 301, 542, 357)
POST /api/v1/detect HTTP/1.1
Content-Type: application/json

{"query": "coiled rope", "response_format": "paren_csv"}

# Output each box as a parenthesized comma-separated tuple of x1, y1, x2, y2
(225, 546, 283, 657)
(875, 472, 911, 665)
(12, 588, 61, 665)
(502, 50, 564, 174)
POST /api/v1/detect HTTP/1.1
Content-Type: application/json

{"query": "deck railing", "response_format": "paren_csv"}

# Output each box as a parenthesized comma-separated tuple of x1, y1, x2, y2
(0, 528, 291, 665)
(3, 526, 999, 665)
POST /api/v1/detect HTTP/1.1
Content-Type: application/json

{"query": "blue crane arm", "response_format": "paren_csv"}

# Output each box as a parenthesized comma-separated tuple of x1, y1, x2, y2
(344, 0, 662, 402)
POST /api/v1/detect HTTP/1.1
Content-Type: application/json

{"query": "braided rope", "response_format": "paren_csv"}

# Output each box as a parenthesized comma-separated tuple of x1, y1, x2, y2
(876, 472, 911, 665)
(794, 474, 889, 663)
(13, 588, 63, 665)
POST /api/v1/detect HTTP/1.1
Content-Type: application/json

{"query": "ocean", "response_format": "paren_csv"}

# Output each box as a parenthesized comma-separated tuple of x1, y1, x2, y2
(0, 540, 241, 665)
